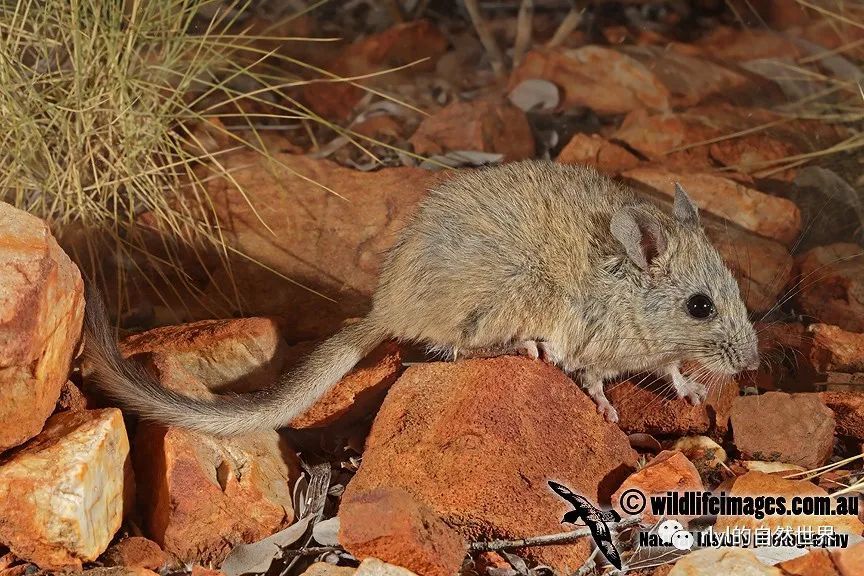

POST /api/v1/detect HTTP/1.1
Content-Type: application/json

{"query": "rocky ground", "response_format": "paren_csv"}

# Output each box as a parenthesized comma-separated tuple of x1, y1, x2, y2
(2, 1, 864, 576)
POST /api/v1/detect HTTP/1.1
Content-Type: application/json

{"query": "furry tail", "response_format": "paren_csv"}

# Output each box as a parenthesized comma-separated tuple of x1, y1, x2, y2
(82, 286, 387, 436)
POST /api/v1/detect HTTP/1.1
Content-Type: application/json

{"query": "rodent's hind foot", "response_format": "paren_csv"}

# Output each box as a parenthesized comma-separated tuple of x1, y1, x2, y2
(596, 398, 620, 423)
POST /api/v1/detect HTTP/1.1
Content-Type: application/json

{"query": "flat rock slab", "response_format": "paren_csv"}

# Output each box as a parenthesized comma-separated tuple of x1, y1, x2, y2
(730, 392, 835, 469)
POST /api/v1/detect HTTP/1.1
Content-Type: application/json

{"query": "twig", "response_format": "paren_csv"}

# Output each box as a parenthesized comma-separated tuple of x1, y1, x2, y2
(463, 0, 506, 78)
(546, 1, 584, 48)
(513, 0, 534, 67)
(574, 547, 600, 576)
(470, 516, 642, 552)
(282, 545, 343, 559)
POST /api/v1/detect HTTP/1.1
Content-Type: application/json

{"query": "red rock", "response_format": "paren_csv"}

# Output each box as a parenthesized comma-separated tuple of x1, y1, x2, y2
(619, 46, 749, 107)
(613, 105, 837, 176)
(509, 47, 670, 114)
(57, 381, 91, 413)
(778, 548, 840, 576)
(611, 450, 703, 524)
(696, 27, 803, 61)
(118, 319, 307, 564)
(342, 357, 637, 573)
(133, 425, 297, 565)
(607, 375, 739, 438)
(795, 244, 864, 333)
(713, 471, 863, 536)
(624, 167, 802, 245)
(0, 202, 84, 452)
(409, 98, 535, 162)
(339, 487, 467, 576)
(198, 153, 440, 341)
(303, 21, 448, 120)
(730, 392, 835, 469)
(290, 339, 403, 428)
(101, 537, 166, 570)
(833, 541, 864, 576)
(808, 324, 864, 373)
(555, 133, 640, 174)
(0, 409, 129, 569)
(820, 392, 864, 440)
(191, 566, 225, 576)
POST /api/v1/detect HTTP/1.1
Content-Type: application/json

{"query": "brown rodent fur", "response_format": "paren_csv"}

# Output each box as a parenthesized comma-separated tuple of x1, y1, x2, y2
(83, 160, 759, 435)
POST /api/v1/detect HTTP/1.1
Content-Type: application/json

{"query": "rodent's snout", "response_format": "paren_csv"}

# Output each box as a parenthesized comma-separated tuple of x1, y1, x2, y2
(740, 343, 760, 372)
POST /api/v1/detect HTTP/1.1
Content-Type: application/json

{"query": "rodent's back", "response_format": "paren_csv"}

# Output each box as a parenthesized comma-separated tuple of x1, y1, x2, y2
(371, 161, 636, 346)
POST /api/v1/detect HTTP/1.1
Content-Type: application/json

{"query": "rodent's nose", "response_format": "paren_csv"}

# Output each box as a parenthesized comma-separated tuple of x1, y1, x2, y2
(742, 348, 760, 371)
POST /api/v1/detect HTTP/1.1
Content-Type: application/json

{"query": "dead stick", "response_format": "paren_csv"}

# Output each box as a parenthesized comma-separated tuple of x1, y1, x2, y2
(463, 0, 506, 77)
(513, 0, 534, 67)
(470, 516, 642, 552)
(282, 545, 343, 558)
(546, 2, 584, 48)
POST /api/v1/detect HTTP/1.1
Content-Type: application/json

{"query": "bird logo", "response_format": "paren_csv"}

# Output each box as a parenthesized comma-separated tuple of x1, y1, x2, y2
(548, 480, 623, 570)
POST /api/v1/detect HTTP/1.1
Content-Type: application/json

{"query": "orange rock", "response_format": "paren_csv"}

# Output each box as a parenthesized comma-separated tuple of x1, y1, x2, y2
(613, 105, 836, 176)
(730, 392, 835, 469)
(619, 46, 749, 107)
(0, 409, 129, 569)
(303, 20, 448, 120)
(410, 98, 535, 162)
(795, 244, 864, 333)
(713, 471, 863, 536)
(623, 167, 802, 245)
(300, 564, 356, 576)
(118, 320, 304, 564)
(290, 339, 403, 428)
(101, 537, 166, 570)
(696, 27, 804, 61)
(833, 541, 864, 576)
(57, 381, 91, 413)
(555, 133, 640, 174)
(612, 450, 704, 524)
(342, 357, 637, 573)
(778, 548, 840, 576)
(200, 153, 440, 341)
(0, 202, 84, 452)
(339, 487, 467, 576)
(808, 324, 864, 374)
(133, 424, 297, 565)
(820, 392, 864, 441)
(510, 47, 670, 114)
(607, 376, 739, 439)
(191, 566, 225, 576)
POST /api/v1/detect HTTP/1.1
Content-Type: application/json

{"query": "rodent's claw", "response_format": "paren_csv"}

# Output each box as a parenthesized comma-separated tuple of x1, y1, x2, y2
(515, 340, 540, 360)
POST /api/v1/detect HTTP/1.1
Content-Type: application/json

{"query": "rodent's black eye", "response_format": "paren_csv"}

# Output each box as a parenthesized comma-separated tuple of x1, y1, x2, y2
(687, 293, 715, 319)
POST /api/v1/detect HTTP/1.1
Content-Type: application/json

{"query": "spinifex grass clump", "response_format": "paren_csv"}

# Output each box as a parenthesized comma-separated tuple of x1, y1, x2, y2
(0, 0, 332, 317)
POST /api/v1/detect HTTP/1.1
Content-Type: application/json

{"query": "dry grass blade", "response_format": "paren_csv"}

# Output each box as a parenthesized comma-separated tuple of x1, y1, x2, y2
(0, 0, 414, 319)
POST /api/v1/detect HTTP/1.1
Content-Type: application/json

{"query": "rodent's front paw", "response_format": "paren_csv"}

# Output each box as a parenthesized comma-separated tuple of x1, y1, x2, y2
(596, 399, 619, 423)
(679, 382, 708, 405)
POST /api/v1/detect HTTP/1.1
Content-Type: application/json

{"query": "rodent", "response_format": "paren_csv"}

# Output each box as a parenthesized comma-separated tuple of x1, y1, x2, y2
(83, 160, 760, 435)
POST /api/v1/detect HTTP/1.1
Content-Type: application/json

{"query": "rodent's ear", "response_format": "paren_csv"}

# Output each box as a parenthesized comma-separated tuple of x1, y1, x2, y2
(610, 206, 667, 271)
(673, 183, 699, 227)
